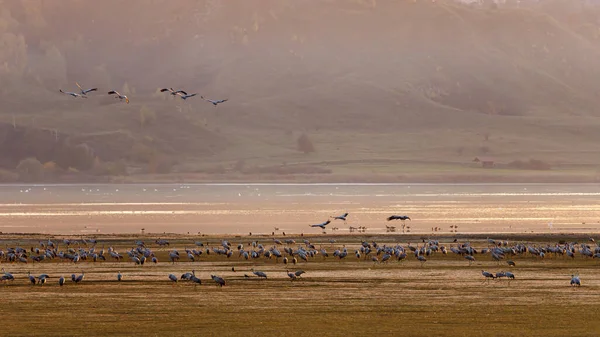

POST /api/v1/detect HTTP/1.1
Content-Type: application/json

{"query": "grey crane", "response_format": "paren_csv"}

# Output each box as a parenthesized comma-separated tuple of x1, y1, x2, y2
(331, 212, 349, 223)
(294, 270, 305, 277)
(504, 271, 515, 284)
(286, 270, 297, 280)
(251, 268, 268, 279)
(465, 255, 475, 265)
(75, 272, 84, 283)
(387, 215, 411, 221)
(178, 93, 198, 100)
(481, 270, 495, 283)
(168, 274, 178, 283)
(169, 250, 179, 264)
(190, 270, 202, 286)
(1, 268, 14, 281)
(160, 88, 187, 96)
(117, 271, 123, 282)
(107, 90, 129, 104)
(58, 276, 65, 287)
(76, 82, 98, 95)
(181, 272, 194, 281)
(211, 274, 226, 287)
(507, 260, 516, 267)
(310, 220, 331, 230)
(38, 275, 47, 286)
(27, 271, 36, 285)
(570, 274, 581, 287)
(59, 89, 87, 98)
(201, 96, 228, 106)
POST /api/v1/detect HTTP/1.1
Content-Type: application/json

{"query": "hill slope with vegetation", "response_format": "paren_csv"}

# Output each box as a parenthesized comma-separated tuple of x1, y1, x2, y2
(2, 0, 600, 182)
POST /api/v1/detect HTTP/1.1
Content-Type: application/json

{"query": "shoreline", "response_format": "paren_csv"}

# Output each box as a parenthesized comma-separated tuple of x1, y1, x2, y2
(6, 170, 600, 185)
(0, 232, 595, 242)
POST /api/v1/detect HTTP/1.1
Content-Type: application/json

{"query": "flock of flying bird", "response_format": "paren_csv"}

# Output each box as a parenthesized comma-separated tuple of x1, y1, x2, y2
(309, 212, 411, 231)
(0, 212, 593, 289)
(58, 82, 229, 106)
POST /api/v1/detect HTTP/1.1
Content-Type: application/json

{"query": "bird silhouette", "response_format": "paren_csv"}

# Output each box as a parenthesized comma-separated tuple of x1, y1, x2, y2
(201, 96, 228, 106)
(107, 90, 129, 104)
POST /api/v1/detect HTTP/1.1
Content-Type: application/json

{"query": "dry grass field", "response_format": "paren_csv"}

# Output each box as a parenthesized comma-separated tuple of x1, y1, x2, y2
(1, 185, 600, 336)
(1, 233, 600, 336)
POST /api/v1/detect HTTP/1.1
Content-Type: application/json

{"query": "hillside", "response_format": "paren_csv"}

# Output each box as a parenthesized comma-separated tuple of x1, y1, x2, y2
(2, 0, 600, 182)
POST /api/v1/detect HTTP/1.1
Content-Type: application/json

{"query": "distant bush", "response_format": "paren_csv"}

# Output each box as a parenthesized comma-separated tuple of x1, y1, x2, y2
(16, 157, 44, 182)
(297, 133, 315, 154)
(42, 160, 62, 179)
(42, 161, 58, 172)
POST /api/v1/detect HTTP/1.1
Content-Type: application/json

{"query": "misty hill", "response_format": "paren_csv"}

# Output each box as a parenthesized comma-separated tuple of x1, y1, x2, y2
(1, 0, 600, 182)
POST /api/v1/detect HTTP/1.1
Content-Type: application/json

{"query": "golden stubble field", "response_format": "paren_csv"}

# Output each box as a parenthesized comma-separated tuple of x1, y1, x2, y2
(1, 234, 600, 337)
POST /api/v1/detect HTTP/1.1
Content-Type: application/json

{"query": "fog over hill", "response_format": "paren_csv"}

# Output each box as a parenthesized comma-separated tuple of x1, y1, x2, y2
(1, 0, 600, 182)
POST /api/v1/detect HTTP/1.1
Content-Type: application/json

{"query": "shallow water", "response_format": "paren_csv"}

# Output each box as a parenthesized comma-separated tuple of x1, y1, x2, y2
(0, 183, 598, 235)
(2, 183, 600, 204)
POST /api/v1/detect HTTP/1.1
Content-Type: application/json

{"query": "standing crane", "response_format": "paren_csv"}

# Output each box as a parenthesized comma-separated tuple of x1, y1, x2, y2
(251, 268, 268, 279)
(570, 274, 581, 287)
(211, 274, 226, 287)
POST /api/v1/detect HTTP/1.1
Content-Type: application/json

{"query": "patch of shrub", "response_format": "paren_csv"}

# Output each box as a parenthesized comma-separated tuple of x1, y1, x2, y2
(16, 157, 44, 182)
